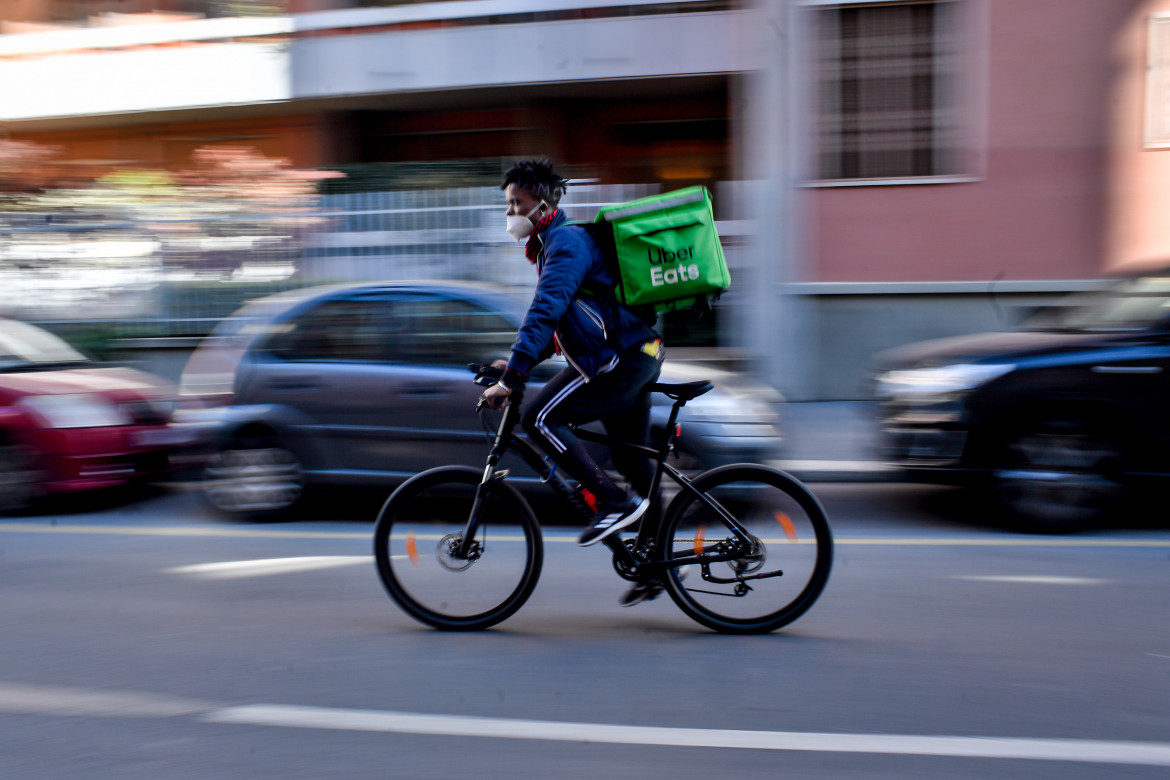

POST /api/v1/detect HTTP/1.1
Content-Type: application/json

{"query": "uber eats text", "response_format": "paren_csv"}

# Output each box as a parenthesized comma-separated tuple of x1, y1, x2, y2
(646, 245, 699, 288)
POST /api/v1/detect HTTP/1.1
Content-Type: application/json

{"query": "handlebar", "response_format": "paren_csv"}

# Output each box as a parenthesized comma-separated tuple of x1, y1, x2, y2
(469, 362, 504, 387)
(470, 363, 508, 412)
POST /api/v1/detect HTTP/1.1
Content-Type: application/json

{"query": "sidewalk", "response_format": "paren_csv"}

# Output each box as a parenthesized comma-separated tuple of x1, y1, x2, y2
(772, 401, 897, 483)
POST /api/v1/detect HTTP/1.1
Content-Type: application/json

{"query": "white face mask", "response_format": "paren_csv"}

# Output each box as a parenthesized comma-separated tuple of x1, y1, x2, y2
(506, 201, 545, 242)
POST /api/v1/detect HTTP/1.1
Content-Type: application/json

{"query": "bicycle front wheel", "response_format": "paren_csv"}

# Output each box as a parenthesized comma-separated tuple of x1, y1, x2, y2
(373, 466, 542, 630)
(660, 465, 832, 634)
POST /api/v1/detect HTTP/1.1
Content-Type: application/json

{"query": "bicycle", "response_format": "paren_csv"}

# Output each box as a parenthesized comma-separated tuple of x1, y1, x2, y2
(373, 364, 833, 634)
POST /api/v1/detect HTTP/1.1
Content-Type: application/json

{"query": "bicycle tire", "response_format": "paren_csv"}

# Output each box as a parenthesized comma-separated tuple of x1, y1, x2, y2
(373, 466, 543, 630)
(659, 464, 832, 634)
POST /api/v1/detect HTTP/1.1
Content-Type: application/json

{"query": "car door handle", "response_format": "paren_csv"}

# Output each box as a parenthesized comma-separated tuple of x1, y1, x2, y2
(1090, 365, 1162, 374)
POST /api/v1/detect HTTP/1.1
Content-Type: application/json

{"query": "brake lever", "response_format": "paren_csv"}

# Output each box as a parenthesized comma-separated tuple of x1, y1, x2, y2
(472, 367, 505, 387)
(470, 363, 506, 407)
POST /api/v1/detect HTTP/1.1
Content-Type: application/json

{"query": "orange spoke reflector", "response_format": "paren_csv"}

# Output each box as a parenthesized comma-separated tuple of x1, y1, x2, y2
(694, 524, 706, 556)
(776, 512, 798, 542)
(406, 531, 419, 565)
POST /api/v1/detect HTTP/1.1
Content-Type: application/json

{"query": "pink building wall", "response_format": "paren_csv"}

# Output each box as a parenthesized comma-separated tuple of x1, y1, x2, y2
(1107, 0, 1170, 273)
(813, 0, 1165, 284)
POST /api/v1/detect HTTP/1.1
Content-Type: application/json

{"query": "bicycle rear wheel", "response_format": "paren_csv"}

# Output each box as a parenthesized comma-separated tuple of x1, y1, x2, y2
(373, 466, 542, 630)
(659, 465, 832, 634)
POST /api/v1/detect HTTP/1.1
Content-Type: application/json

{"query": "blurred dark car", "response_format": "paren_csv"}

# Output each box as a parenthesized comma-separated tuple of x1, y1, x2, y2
(175, 281, 784, 520)
(874, 271, 1170, 532)
(0, 318, 182, 513)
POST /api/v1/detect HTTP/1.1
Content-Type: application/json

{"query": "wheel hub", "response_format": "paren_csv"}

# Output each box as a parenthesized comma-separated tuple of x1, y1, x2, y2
(730, 536, 766, 575)
(436, 533, 479, 571)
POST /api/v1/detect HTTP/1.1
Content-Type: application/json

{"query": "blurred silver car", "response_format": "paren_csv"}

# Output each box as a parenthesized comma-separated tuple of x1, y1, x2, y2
(175, 281, 784, 519)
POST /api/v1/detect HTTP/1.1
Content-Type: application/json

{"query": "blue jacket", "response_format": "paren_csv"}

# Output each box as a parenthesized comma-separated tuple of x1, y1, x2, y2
(506, 211, 657, 382)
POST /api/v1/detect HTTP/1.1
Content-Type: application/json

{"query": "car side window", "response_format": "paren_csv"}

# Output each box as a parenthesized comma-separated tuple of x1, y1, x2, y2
(262, 298, 389, 363)
(389, 296, 515, 366)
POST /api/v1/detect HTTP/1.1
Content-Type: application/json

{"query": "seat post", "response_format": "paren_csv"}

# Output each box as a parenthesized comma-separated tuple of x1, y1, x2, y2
(635, 396, 685, 552)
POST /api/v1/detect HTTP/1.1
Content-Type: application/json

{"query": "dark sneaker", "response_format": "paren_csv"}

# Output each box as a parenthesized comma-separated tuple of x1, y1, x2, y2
(619, 579, 664, 607)
(621, 566, 689, 607)
(578, 494, 650, 547)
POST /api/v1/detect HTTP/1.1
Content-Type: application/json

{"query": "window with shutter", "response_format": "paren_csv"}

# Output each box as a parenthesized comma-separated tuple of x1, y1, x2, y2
(1147, 14, 1170, 149)
(812, 0, 966, 182)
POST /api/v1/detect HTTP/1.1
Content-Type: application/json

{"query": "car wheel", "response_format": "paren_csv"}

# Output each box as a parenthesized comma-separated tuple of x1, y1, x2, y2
(0, 440, 42, 515)
(989, 420, 1124, 533)
(202, 435, 305, 521)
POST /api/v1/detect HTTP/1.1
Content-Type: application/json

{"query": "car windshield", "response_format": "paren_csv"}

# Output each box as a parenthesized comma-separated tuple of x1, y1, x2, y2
(1022, 276, 1170, 332)
(0, 320, 89, 371)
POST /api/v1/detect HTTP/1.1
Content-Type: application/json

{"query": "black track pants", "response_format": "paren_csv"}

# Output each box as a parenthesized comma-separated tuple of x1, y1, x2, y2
(521, 346, 664, 505)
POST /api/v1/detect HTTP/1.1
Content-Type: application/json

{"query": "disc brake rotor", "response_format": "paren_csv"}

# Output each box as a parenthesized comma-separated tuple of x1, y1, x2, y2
(436, 533, 479, 572)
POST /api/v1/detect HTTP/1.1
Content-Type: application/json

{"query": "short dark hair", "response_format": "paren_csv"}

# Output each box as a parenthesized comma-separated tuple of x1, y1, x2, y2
(501, 157, 568, 206)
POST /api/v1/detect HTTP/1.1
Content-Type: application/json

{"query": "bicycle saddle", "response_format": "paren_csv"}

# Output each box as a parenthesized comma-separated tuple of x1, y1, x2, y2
(650, 380, 714, 401)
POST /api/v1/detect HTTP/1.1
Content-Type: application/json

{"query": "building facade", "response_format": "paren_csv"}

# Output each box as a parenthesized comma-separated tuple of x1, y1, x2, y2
(2, 0, 1170, 399)
(761, 0, 1170, 398)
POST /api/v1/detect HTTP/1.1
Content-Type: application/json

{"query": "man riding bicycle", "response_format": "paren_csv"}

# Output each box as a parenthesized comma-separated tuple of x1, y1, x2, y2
(480, 158, 665, 561)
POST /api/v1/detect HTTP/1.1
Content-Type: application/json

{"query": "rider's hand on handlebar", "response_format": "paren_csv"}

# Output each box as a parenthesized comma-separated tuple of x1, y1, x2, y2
(480, 381, 511, 411)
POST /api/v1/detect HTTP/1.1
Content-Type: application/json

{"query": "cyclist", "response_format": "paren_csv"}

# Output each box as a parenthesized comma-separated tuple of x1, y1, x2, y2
(481, 158, 665, 562)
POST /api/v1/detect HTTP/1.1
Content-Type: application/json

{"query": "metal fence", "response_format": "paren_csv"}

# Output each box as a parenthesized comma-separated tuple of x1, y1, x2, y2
(0, 182, 661, 340)
(302, 183, 660, 290)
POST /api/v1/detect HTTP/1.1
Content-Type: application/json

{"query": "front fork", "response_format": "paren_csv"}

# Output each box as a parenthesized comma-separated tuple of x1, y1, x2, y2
(454, 385, 527, 560)
(455, 385, 597, 560)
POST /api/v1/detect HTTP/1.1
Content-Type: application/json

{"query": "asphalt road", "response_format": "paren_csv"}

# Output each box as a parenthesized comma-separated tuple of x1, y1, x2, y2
(1, 484, 1169, 779)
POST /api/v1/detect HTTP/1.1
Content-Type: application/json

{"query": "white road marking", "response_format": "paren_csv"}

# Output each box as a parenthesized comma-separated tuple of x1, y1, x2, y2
(165, 556, 370, 579)
(0, 682, 209, 718)
(953, 575, 1109, 586)
(204, 704, 1170, 767)
(2, 681, 1168, 767)
(4, 521, 1170, 548)
(838, 538, 1170, 547)
(0, 522, 367, 539)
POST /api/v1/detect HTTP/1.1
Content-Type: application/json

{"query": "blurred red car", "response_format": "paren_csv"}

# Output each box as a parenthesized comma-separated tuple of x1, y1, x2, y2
(0, 318, 186, 513)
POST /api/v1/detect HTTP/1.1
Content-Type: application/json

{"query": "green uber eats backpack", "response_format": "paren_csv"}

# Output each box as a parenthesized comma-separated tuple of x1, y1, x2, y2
(584, 185, 730, 317)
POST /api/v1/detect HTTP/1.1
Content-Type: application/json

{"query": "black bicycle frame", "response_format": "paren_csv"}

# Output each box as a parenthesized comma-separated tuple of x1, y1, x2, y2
(456, 384, 757, 576)
(572, 400, 758, 577)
